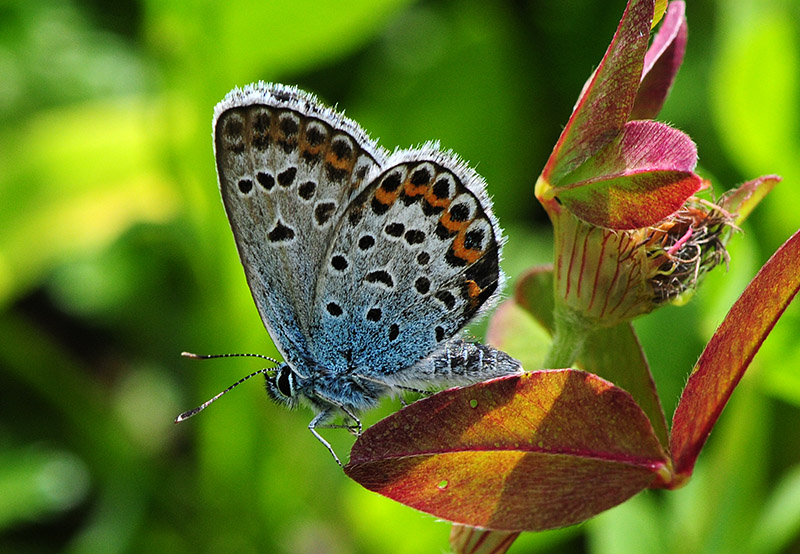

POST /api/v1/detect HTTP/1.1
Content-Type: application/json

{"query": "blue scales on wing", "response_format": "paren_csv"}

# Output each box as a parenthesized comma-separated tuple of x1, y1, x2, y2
(310, 145, 522, 389)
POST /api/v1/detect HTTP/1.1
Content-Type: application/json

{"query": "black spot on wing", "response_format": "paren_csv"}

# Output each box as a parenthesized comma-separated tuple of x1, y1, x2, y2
(365, 270, 393, 288)
(359, 235, 375, 250)
(298, 181, 316, 200)
(380, 172, 402, 192)
(257, 172, 275, 190)
(434, 290, 456, 310)
(410, 166, 432, 186)
(306, 125, 325, 146)
(315, 202, 336, 226)
(268, 221, 295, 242)
(464, 228, 485, 250)
(384, 223, 404, 237)
(252, 111, 271, 150)
(237, 179, 253, 194)
(371, 197, 390, 216)
(404, 229, 425, 245)
(278, 167, 297, 187)
(331, 137, 354, 162)
(449, 203, 470, 222)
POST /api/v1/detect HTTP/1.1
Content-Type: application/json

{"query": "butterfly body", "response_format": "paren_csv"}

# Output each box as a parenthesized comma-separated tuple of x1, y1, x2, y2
(210, 83, 522, 463)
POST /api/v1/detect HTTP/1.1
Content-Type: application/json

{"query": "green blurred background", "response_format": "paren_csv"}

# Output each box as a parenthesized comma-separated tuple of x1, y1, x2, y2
(2, 0, 800, 552)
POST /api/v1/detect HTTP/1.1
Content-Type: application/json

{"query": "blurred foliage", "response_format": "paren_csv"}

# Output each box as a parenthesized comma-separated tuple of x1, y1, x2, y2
(1, 0, 799, 552)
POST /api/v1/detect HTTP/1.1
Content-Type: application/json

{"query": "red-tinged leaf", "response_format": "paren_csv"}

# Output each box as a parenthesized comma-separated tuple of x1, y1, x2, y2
(552, 120, 701, 229)
(630, 1, 687, 120)
(559, 170, 701, 229)
(588, 119, 698, 175)
(669, 229, 800, 482)
(345, 370, 669, 531)
(720, 174, 781, 226)
(542, 0, 654, 186)
(514, 266, 668, 447)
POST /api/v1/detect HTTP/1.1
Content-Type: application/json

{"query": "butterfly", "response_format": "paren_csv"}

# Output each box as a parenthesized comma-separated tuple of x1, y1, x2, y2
(177, 82, 522, 465)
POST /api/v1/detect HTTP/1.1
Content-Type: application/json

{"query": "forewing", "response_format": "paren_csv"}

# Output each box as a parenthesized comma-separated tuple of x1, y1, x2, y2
(309, 144, 505, 377)
(213, 83, 387, 366)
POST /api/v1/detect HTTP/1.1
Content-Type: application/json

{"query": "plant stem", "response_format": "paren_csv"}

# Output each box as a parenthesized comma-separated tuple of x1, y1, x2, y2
(543, 304, 593, 368)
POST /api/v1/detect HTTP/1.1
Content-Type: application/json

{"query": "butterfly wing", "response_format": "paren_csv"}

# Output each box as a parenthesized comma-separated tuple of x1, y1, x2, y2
(309, 144, 508, 380)
(213, 83, 387, 369)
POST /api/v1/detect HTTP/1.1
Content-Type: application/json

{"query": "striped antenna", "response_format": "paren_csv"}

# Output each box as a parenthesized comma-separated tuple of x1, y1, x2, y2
(175, 352, 280, 423)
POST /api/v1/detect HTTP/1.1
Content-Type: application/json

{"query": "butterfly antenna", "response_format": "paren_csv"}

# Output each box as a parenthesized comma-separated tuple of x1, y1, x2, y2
(175, 352, 281, 423)
(181, 351, 280, 364)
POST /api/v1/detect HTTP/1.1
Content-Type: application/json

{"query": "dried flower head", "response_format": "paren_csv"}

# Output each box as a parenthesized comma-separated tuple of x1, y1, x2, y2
(645, 196, 735, 304)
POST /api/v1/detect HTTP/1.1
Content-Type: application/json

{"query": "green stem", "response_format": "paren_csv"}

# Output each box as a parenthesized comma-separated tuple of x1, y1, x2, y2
(543, 304, 593, 368)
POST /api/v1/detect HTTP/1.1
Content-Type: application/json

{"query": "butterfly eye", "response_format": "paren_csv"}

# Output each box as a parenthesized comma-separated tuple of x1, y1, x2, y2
(263, 365, 299, 410)
(277, 367, 294, 398)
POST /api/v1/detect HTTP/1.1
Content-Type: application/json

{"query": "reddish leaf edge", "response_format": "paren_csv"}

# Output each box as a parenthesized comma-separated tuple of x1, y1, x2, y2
(641, 1, 685, 79)
(721, 174, 782, 226)
(347, 370, 668, 466)
(345, 370, 672, 531)
(667, 228, 800, 485)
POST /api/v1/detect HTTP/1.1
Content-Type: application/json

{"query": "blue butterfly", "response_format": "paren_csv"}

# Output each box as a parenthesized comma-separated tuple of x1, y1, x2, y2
(178, 83, 522, 465)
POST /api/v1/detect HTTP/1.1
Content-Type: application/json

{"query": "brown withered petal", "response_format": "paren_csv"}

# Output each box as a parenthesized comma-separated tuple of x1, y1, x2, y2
(644, 197, 735, 303)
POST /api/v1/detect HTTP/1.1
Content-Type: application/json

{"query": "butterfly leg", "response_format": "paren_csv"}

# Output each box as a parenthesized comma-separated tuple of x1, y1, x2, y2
(308, 410, 343, 467)
(315, 419, 361, 435)
(339, 404, 362, 436)
(314, 390, 364, 436)
(399, 386, 431, 407)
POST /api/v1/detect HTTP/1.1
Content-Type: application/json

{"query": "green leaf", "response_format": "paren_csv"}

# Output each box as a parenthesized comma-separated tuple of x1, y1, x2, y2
(670, 228, 800, 480)
(711, 1, 800, 241)
(145, 0, 414, 81)
(514, 265, 556, 331)
(652, 0, 668, 29)
(345, 370, 669, 531)
(582, 327, 668, 449)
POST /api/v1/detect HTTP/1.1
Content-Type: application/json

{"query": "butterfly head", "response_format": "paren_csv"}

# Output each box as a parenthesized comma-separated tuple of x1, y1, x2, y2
(264, 364, 301, 410)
